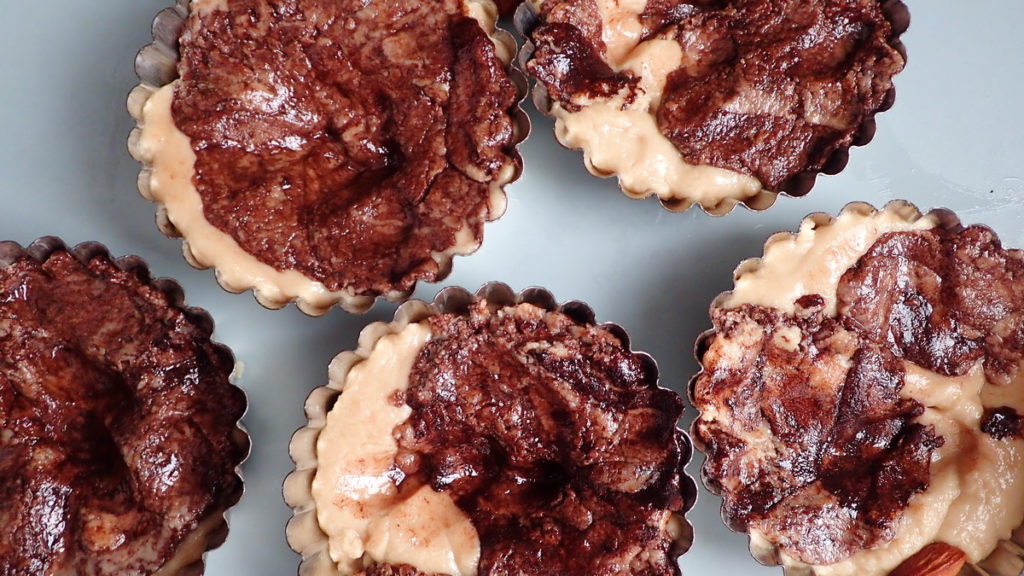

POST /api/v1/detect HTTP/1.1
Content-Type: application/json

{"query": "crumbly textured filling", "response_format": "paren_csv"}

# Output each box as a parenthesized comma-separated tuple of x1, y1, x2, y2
(172, 0, 517, 294)
(392, 302, 689, 575)
(527, 0, 903, 191)
(694, 225, 1024, 567)
(0, 249, 245, 576)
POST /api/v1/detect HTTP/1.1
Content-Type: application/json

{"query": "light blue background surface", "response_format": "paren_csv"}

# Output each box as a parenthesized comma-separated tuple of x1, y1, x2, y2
(1, 1, 1022, 574)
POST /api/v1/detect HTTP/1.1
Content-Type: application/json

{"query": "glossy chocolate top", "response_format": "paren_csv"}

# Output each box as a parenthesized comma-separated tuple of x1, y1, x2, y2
(839, 226, 1024, 385)
(0, 244, 245, 575)
(982, 407, 1024, 440)
(394, 302, 689, 575)
(172, 0, 518, 295)
(526, 0, 904, 191)
(694, 225, 1024, 565)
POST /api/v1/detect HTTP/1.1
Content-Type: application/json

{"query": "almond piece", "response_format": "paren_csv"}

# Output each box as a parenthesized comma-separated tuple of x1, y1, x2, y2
(889, 542, 968, 576)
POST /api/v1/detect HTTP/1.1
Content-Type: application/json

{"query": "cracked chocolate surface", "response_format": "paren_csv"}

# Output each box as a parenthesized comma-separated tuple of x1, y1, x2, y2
(694, 301, 938, 565)
(172, 0, 518, 295)
(0, 247, 245, 576)
(527, 21, 638, 113)
(694, 225, 1024, 565)
(392, 302, 689, 575)
(839, 226, 1024, 385)
(526, 0, 904, 190)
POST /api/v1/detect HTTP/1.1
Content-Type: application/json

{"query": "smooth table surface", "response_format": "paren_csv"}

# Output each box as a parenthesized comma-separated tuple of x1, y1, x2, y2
(1, 1, 1023, 574)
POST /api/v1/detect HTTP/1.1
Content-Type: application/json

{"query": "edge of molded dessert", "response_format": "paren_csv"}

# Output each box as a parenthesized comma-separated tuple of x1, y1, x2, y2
(513, 0, 911, 216)
(283, 281, 698, 576)
(0, 235, 251, 576)
(685, 200, 1024, 576)
(127, 0, 531, 316)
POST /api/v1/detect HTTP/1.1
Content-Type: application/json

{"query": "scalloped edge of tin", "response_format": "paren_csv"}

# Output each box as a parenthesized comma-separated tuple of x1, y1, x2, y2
(685, 200, 1024, 576)
(513, 0, 910, 216)
(0, 235, 250, 576)
(127, 0, 531, 316)
(283, 281, 698, 575)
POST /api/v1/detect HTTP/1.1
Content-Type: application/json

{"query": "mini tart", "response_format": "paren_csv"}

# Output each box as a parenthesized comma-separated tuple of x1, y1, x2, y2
(689, 202, 1024, 575)
(0, 237, 248, 576)
(128, 0, 527, 315)
(517, 0, 908, 214)
(285, 282, 697, 576)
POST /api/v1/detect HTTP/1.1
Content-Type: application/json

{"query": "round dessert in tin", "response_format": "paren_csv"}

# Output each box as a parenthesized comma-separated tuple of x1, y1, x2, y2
(286, 283, 696, 575)
(518, 0, 908, 214)
(690, 202, 1024, 575)
(0, 237, 248, 576)
(129, 0, 526, 315)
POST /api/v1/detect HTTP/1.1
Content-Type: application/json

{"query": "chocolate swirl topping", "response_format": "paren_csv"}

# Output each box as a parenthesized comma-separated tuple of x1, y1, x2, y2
(694, 225, 1024, 565)
(394, 302, 689, 575)
(172, 0, 518, 295)
(526, 0, 905, 191)
(0, 243, 245, 575)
